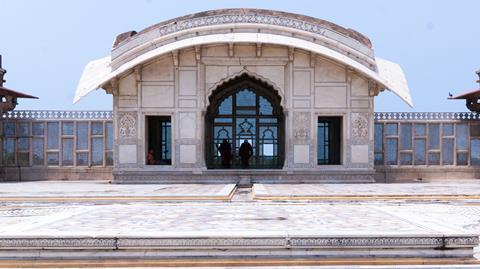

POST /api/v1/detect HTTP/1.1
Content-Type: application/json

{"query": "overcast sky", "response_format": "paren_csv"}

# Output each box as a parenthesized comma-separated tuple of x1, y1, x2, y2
(1, 0, 478, 112)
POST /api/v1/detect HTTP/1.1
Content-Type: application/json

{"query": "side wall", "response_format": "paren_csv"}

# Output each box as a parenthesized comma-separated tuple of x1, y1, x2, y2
(374, 113, 480, 182)
(0, 111, 113, 181)
(1, 111, 479, 182)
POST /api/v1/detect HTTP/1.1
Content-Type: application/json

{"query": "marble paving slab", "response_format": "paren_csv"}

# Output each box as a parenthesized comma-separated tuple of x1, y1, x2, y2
(0, 181, 236, 199)
(254, 183, 480, 199)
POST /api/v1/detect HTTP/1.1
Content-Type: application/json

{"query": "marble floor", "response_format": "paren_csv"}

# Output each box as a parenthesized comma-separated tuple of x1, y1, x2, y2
(1, 202, 477, 237)
(0, 181, 478, 238)
(0, 181, 479, 267)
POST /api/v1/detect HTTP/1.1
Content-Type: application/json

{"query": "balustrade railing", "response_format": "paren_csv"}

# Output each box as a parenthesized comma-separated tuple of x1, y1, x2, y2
(374, 112, 480, 167)
(1, 111, 113, 168)
(374, 112, 480, 121)
(2, 110, 113, 120)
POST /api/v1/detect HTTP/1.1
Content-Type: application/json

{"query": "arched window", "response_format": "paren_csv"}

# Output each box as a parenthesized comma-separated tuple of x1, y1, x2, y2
(205, 74, 284, 169)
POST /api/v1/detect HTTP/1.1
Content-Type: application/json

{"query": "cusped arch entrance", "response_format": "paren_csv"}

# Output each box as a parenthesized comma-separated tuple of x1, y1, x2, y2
(205, 73, 285, 169)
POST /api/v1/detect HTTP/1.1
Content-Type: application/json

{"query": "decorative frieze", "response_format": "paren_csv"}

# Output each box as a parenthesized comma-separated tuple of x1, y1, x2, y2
(0, 235, 476, 250)
(0, 238, 115, 249)
(289, 236, 479, 247)
(117, 238, 285, 248)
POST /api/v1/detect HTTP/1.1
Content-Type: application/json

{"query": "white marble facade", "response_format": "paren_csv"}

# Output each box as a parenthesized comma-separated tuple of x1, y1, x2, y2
(76, 9, 411, 182)
(113, 44, 374, 180)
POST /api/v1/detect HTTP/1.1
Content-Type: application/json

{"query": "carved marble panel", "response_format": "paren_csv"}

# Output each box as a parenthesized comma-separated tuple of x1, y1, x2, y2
(293, 144, 310, 164)
(293, 100, 310, 108)
(351, 99, 370, 108)
(119, 145, 137, 164)
(293, 112, 310, 140)
(179, 112, 196, 139)
(293, 51, 310, 67)
(351, 74, 369, 96)
(351, 145, 369, 163)
(118, 97, 137, 108)
(234, 44, 256, 57)
(314, 57, 346, 83)
(142, 57, 174, 82)
(202, 44, 229, 57)
(255, 66, 285, 93)
(262, 45, 288, 57)
(179, 99, 197, 108)
(179, 145, 196, 164)
(179, 49, 196, 66)
(142, 85, 174, 108)
(118, 112, 137, 142)
(118, 73, 137, 96)
(179, 70, 197, 96)
(293, 71, 311, 96)
(351, 112, 369, 140)
(206, 66, 228, 84)
(314, 86, 346, 108)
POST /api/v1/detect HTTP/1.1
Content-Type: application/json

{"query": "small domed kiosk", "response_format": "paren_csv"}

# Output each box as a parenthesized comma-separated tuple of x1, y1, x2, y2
(75, 9, 412, 183)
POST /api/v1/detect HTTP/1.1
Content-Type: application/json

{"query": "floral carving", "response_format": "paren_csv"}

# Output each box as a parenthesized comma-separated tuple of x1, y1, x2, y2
(294, 112, 310, 139)
(119, 113, 136, 138)
(351, 113, 368, 139)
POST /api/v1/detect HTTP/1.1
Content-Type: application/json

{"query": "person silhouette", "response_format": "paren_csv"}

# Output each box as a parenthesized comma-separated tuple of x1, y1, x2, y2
(218, 139, 232, 168)
(239, 139, 253, 168)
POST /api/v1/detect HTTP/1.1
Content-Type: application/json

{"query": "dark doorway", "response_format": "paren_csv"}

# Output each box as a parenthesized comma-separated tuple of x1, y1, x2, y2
(206, 74, 284, 169)
(146, 116, 171, 165)
(317, 116, 342, 165)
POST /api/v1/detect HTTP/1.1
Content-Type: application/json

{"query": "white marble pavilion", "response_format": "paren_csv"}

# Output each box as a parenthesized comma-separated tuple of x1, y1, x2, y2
(75, 9, 412, 183)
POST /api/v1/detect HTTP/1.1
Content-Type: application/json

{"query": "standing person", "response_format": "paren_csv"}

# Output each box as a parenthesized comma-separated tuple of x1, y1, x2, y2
(218, 139, 232, 168)
(239, 139, 253, 168)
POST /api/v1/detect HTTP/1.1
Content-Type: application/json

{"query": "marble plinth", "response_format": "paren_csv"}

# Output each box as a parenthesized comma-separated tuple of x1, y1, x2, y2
(112, 169, 375, 184)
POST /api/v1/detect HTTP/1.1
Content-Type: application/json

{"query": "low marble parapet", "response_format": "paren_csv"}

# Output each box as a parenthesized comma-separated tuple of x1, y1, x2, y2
(0, 235, 477, 250)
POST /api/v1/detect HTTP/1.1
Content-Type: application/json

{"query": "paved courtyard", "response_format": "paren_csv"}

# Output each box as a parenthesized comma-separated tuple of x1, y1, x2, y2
(0, 181, 480, 268)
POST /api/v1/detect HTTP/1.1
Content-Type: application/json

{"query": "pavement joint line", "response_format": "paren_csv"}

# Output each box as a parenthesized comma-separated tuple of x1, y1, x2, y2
(253, 195, 480, 201)
(0, 195, 234, 202)
(0, 257, 479, 267)
(368, 205, 445, 235)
